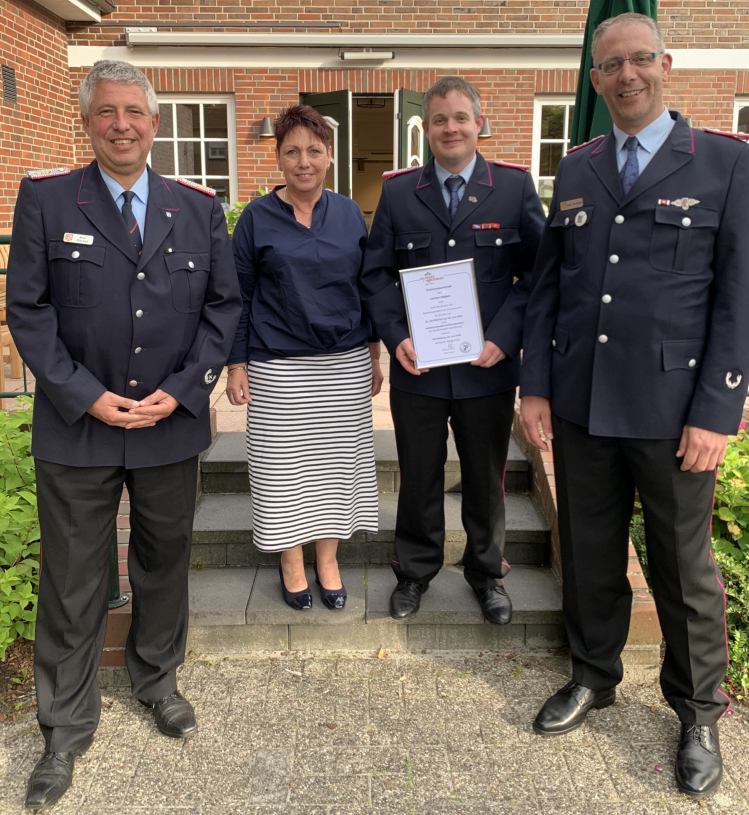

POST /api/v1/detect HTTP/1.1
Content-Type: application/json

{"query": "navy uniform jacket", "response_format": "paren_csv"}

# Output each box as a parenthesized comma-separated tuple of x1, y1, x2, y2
(520, 112, 749, 439)
(7, 162, 241, 468)
(362, 153, 545, 399)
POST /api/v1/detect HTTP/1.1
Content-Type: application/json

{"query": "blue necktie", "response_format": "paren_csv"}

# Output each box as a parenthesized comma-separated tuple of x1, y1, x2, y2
(445, 175, 465, 219)
(619, 136, 640, 196)
(121, 190, 143, 253)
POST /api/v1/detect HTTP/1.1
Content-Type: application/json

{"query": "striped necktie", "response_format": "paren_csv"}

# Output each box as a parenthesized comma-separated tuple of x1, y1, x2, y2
(121, 190, 143, 253)
(619, 136, 640, 196)
(444, 175, 465, 219)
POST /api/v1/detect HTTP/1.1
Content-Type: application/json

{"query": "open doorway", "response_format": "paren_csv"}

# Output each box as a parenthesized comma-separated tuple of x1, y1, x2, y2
(351, 95, 393, 228)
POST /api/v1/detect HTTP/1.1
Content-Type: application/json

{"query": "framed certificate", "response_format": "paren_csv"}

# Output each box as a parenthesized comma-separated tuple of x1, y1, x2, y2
(399, 258, 484, 369)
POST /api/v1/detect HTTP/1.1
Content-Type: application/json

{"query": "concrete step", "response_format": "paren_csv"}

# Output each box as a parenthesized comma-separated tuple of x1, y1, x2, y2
(187, 564, 564, 654)
(191, 491, 550, 568)
(200, 430, 531, 494)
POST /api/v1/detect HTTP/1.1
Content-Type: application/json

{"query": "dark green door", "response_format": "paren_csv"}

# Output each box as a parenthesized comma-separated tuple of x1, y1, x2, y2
(396, 89, 429, 168)
(301, 90, 352, 196)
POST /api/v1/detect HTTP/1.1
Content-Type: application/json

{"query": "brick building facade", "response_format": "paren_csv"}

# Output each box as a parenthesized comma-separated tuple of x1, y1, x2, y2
(2, 0, 749, 230)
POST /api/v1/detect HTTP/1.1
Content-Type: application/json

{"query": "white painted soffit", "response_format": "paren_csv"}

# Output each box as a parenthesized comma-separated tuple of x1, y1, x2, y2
(35, 0, 101, 23)
(68, 44, 749, 72)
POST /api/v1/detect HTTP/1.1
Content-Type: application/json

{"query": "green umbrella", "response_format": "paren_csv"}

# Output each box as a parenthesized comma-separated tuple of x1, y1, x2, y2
(571, 0, 658, 146)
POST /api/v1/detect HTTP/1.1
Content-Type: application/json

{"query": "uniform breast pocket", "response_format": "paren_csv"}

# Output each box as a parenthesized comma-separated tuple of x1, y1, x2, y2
(549, 206, 594, 269)
(395, 232, 431, 269)
(473, 228, 520, 281)
(650, 206, 719, 274)
(48, 241, 106, 308)
(165, 252, 210, 313)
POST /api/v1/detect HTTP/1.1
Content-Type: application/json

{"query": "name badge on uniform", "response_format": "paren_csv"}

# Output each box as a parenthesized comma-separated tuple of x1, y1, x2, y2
(560, 197, 584, 211)
(63, 232, 94, 245)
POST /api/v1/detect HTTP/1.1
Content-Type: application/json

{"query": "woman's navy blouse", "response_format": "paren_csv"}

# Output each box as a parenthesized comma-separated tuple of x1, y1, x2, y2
(228, 188, 372, 363)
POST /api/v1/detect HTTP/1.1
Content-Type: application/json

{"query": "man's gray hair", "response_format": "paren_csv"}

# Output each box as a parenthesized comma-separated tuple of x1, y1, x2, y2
(423, 76, 482, 121)
(591, 12, 664, 65)
(79, 60, 159, 117)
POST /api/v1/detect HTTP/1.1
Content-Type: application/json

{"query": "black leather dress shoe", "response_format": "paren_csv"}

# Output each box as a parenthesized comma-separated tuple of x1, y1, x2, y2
(675, 723, 723, 798)
(389, 580, 425, 619)
(473, 584, 512, 625)
(533, 680, 616, 736)
(144, 691, 197, 739)
(25, 736, 93, 811)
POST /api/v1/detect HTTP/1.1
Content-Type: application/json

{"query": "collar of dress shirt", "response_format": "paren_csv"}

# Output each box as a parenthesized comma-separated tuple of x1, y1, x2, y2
(98, 165, 150, 210)
(613, 107, 674, 169)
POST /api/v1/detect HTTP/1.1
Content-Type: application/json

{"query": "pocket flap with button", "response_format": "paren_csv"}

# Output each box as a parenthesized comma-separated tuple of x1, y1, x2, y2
(164, 252, 210, 274)
(474, 228, 520, 247)
(662, 338, 705, 371)
(654, 207, 719, 229)
(395, 233, 431, 251)
(49, 242, 106, 265)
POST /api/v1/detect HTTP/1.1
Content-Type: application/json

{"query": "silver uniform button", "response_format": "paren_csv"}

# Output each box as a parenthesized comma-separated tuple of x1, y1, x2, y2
(495, 238, 503, 246)
(564, 217, 570, 226)
(448, 239, 456, 247)
(601, 294, 612, 304)
(614, 214, 625, 224)
(551, 339, 557, 348)
(188, 260, 195, 269)
(135, 309, 144, 318)
(71, 250, 80, 259)
(682, 217, 692, 228)
(688, 358, 697, 368)
(406, 242, 414, 250)
(136, 272, 145, 280)
(609, 254, 620, 264)
(598, 334, 609, 344)
(166, 247, 173, 253)
(128, 379, 138, 387)
(134, 347, 142, 354)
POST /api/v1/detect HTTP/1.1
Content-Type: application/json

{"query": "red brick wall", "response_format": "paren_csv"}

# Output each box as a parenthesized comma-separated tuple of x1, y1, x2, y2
(0, 0, 75, 231)
(64, 1, 749, 47)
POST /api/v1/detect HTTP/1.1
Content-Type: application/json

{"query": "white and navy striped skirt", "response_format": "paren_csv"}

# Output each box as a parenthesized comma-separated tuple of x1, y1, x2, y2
(246, 346, 378, 552)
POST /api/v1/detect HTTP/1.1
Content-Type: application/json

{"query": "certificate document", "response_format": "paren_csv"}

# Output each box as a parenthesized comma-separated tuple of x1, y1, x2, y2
(399, 258, 484, 369)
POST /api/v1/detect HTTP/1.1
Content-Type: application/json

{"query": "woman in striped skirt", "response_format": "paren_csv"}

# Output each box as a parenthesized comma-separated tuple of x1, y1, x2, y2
(225, 105, 381, 610)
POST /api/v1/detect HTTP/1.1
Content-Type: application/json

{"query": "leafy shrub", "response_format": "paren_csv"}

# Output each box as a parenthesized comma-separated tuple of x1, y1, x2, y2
(223, 186, 271, 235)
(0, 398, 39, 660)
(711, 427, 749, 700)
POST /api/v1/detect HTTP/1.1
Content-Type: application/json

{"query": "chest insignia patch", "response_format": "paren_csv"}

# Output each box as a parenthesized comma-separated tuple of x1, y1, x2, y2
(471, 223, 501, 230)
(657, 197, 700, 211)
(725, 371, 743, 390)
(574, 211, 588, 227)
(467, 195, 478, 203)
(204, 368, 218, 385)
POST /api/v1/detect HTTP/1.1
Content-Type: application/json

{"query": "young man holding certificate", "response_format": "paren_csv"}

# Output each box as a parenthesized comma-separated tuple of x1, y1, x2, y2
(362, 76, 545, 623)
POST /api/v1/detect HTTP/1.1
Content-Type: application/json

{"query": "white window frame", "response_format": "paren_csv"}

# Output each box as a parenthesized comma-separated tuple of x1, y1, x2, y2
(151, 94, 238, 203)
(531, 95, 576, 206)
(733, 97, 749, 134)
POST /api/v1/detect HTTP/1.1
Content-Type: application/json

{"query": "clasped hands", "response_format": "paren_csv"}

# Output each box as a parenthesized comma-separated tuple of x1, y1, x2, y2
(395, 337, 506, 376)
(88, 389, 179, 430)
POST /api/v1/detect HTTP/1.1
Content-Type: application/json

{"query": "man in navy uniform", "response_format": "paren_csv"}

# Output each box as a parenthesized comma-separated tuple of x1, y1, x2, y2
(8, 60, 240, 810)
(362, 76, 544, 623)
(520, 13, 749, 798)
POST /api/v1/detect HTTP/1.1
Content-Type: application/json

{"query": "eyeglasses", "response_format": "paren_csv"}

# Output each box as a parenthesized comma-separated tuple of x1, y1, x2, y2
(595, 51, 662, 75)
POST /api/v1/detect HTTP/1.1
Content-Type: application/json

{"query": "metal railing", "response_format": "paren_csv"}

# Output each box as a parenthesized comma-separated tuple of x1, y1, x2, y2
(0, 235, 127, 609)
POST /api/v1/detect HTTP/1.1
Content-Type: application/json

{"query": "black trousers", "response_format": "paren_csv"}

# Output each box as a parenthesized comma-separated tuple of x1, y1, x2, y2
(389, 387, 515, 590)
(552, 417, 729, 724)
(34, 456, 198, 752)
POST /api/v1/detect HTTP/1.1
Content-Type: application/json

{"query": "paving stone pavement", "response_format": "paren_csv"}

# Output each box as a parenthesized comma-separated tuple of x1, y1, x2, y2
(2, 650, 748, 815)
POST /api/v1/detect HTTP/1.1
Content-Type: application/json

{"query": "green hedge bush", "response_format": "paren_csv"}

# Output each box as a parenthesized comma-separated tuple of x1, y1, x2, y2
(0, 398, 39, 660)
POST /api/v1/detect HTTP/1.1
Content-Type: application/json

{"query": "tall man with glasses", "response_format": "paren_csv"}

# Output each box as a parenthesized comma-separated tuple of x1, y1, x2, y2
(520, 12, 749, 798)
(362, 76, 544, 623)
(8, 60, 240, 811)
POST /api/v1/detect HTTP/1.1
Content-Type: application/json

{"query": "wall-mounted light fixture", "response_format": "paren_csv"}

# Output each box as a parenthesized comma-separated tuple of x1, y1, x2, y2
(259, 116, 274, 138)
(478, 117, 492, 138)
(340, 50, 394, 62)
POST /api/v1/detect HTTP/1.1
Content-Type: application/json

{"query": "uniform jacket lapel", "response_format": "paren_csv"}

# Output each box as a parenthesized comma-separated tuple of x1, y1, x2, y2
(76, 161, 140, 263)
(414, 161, 450, 228)
(138, 169, 179, 269)
(587, 135, 622, 204)
(451, 153, 494, 231)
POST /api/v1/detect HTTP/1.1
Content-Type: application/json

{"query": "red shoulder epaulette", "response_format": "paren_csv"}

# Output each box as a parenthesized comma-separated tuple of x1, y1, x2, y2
(703, 128, 749, 142)
(27, 167, 71, 180)
(491, 160, 529, 172)
(382, 166, 420, 180)
(175, 177, 217, 197)
(566, 135, 606, 154)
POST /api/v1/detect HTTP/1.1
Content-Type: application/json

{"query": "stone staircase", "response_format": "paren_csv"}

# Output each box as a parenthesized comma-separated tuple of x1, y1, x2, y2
(187, 429, 564, 654)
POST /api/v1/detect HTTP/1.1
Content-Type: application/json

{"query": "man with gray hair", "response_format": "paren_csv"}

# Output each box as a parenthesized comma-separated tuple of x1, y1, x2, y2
(362, 76, 544, 623)
(521, 12, 749, 798)
(8, 60, 240, 810)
